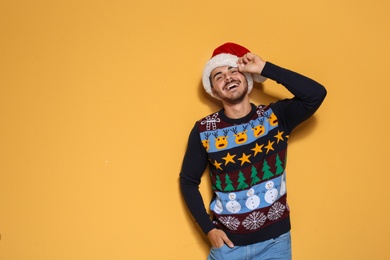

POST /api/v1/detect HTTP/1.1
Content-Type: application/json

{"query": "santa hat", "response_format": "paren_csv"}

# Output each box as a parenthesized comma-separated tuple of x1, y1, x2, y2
(202, 42, 267, 99)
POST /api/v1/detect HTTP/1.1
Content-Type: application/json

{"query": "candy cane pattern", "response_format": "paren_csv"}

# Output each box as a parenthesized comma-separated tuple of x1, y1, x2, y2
(200, 112, 220, 130)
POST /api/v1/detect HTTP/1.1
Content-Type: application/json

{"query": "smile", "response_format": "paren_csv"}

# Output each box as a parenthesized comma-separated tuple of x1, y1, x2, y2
(224, 82, 239, 91)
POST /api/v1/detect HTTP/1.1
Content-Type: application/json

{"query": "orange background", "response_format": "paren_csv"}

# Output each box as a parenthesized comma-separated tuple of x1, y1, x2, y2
(1, 1, 389, 259)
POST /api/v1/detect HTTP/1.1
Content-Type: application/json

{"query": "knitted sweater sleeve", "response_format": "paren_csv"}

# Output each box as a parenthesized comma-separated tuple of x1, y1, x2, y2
(263, 62, 327, 133)
(179, 123, 216, 234)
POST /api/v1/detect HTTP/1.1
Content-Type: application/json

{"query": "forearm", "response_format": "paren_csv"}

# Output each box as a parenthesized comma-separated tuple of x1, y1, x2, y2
(262, 62, 327, 132)
(179, 124, 216, 234)
(261, 62, 327, 111)
(180, 179, 216, 234)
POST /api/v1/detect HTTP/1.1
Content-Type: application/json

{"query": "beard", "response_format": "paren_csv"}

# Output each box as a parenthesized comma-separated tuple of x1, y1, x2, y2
(220, 88, 247, 104)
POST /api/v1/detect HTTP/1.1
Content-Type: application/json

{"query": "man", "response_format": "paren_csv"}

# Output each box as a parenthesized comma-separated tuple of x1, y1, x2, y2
(179, 42, 326, 259)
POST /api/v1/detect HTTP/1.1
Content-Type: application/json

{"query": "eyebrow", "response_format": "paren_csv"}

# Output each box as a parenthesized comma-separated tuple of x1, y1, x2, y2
(211, 66, 235, 80)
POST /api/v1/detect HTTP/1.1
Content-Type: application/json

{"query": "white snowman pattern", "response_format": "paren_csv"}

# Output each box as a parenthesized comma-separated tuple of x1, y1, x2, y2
(264, 180, 279, 204)
(245, 188, 260, 210)
(226, 193, 241, 213)
(280, 172, 286, 196)
(214, 195, 223, 214)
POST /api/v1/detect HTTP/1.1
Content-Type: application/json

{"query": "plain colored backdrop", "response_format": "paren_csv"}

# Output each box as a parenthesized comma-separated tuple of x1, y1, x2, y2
(1, 0, 389, 259)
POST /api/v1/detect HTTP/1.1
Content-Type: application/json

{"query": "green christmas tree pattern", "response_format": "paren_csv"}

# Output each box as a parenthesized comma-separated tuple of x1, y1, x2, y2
(224, 173, 235, 191)
(261, 159, 274, 180)
(275, 154, 284, 175)
(215, 175, 223, 190)
(213, 154, 288, 191)
(250, 165, 261, 186)
(237, 171, 250, 190)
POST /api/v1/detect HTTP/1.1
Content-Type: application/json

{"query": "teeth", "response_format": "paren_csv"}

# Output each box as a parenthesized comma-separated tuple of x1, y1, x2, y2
(226, 84, 237, 90)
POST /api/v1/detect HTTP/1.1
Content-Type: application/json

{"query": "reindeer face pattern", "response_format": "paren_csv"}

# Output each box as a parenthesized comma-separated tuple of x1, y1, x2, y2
(215, 136, 228, 149)
(202, 139, 210, 151)
(213, 130, 229, 150)
(234, 130, 248, 144)
(202, 133, 211, 151)
(200, 107, 279, 153)
(232, 125, 249, 144)
(250, 118, 266, 138)
(268, 113, 278, 127)
(251, 124, 265, 138)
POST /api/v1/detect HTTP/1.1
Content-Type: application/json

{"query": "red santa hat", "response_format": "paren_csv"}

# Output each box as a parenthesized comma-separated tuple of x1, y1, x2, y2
(202, 42, 267, 99)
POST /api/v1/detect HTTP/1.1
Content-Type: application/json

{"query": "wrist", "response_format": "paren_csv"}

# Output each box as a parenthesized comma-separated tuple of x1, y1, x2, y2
(258, 60, 266, 75)
(207, 228, 217, 236)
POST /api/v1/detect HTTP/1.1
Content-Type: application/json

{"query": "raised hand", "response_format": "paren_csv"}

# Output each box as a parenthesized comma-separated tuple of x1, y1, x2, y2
(237, 52, 266, 75)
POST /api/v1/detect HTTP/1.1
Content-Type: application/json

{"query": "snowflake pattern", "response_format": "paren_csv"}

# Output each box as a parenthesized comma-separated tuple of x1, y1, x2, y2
(267, 202, 286, 221)
(242, 211, 267, 230)
(219, 216, 240, 231)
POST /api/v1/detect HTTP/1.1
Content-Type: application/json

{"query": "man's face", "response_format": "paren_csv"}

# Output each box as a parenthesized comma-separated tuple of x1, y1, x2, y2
(210, 66, 249, 104)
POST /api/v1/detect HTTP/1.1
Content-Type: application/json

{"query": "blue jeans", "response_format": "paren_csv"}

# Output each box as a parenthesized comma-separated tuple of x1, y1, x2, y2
(207, 231, 291, 260)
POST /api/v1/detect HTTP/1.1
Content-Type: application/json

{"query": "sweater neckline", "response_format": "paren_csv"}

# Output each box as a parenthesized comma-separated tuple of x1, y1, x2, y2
(219, 103, 257, 125)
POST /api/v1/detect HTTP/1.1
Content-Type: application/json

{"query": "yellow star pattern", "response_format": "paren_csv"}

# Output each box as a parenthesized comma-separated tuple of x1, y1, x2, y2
(222, 152, 236, 165)
(212, 160, 223, 170)
(213, 160, 222, 170)
(251, 143, 264, 156)
(264, 140, 275, 154)
(274, 131, 284, 144)
(238, 153, 251, 166)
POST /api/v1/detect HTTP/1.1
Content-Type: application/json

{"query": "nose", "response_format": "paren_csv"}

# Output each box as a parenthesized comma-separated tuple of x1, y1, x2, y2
(225, 75, 232, 82)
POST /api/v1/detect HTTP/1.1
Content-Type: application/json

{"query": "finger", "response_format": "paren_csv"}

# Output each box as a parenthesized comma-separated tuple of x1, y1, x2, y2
(237, 57, 245, 66)
(246, 52, 255, 60)
(241, 54, 249, 64)
(237, 63, 246, 72)
(221, 232, 234, 248)
(237, 56, 249, 69)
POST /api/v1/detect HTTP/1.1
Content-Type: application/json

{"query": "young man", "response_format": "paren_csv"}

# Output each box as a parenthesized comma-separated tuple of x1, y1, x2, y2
(179, 42, 326, 259)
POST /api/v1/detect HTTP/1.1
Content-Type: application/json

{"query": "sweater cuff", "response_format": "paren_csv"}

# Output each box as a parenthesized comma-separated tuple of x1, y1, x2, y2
(199, 219, 217, 235)
(260, 61, 280, 79)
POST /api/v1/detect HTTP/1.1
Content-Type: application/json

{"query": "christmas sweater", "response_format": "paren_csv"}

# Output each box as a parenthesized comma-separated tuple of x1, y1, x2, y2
(180, 62, 326, 246)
